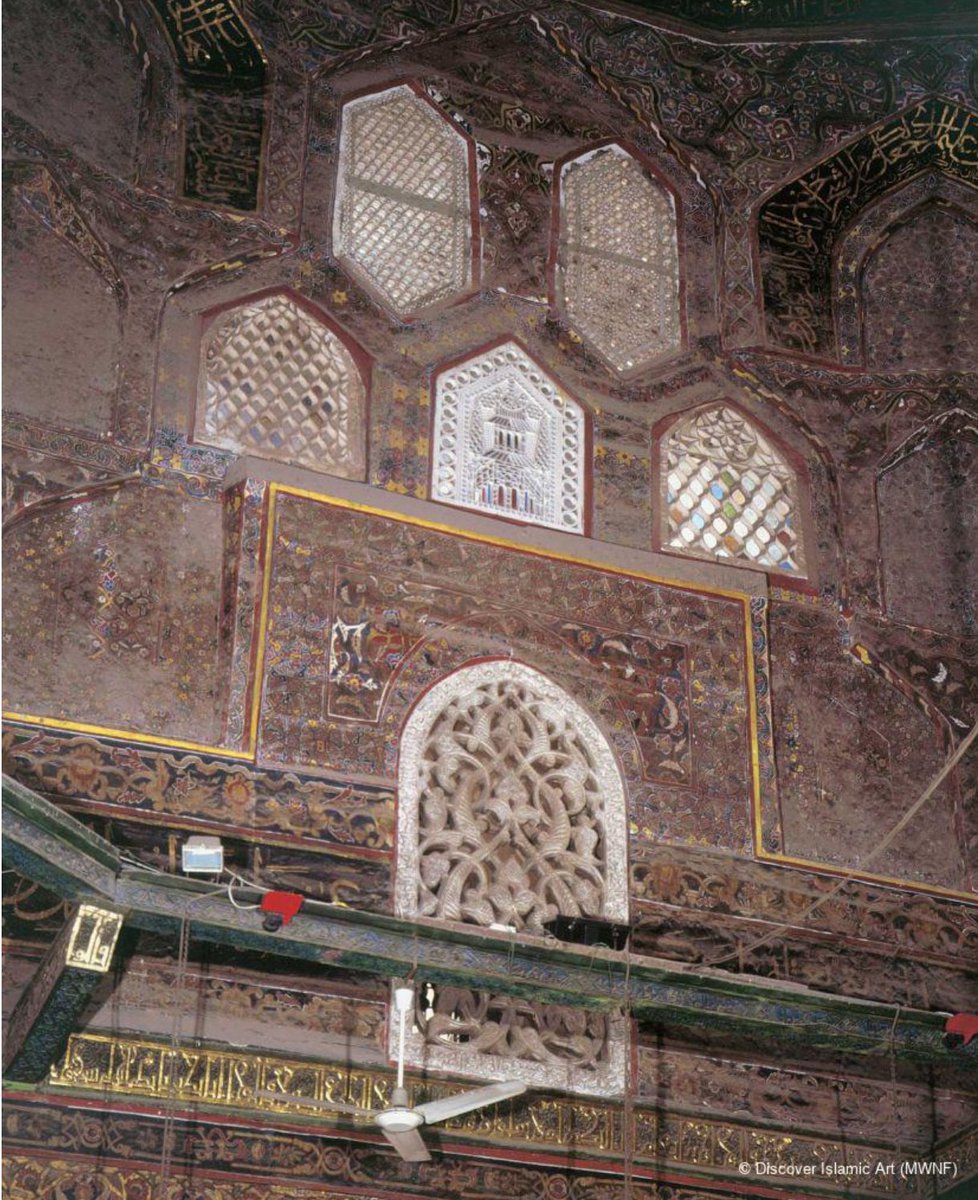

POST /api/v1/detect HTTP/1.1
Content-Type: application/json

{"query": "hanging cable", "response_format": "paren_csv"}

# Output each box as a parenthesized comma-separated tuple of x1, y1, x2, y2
(157, 911, 190, 1199)
(621, 942, 635, 1200)
(227, 870, 272, 895)
(154, 886, 227, 1198)
(697, 722, 976, 970)
(888, 1005, 904, 1172)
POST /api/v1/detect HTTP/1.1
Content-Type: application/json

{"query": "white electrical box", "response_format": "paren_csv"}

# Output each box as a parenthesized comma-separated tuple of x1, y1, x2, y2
(181, 836, 224, 874)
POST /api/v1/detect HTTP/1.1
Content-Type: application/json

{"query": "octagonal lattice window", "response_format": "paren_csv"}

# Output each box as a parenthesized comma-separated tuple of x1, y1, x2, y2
(557, 144, 681, 375)
(432, 341, 586, 533)
(198, 293, 366, 479)
(333, 84, 476, 319)
(662, 405, 805, 574)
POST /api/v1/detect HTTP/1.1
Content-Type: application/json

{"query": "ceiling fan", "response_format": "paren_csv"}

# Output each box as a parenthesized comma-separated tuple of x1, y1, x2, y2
(257, 984, 527, 1162)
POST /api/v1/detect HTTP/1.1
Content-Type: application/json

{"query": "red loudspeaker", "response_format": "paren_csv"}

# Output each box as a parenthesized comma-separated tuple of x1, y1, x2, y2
(944, 1013, 978, 1047)
(259, 891, 304, 929)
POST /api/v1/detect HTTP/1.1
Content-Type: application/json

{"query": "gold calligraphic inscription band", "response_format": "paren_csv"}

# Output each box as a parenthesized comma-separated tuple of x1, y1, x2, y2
(48, 1033, 911, 1195)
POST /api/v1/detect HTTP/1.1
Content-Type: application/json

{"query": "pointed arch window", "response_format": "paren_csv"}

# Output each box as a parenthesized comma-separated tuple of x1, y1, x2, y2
(333, 84, 478, 319)
(661, 405, 806, 574)
(431, 340, 587, 534)
(556, 143, 681, 375)
(197, 292, 367, 479)
(394, 660, 628, 1096)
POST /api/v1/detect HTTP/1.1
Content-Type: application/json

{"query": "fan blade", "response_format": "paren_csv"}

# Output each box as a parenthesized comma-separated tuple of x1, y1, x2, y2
(382, 1126, 431, 1162)
(414, 1080, 526, 1125)
(255, 1090, 373, 1119)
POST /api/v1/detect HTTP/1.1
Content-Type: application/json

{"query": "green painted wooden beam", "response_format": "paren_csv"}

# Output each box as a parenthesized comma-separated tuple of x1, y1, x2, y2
(3, 897, 124, 1082)
(4, 960, 107, 1083)
(4, 775, 971, 1068)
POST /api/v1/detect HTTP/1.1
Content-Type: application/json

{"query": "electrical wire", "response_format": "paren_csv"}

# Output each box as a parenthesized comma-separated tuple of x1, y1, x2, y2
(694, 722, 977, 971)
(186, 885, 230, 904)
(227, 869, 273, 894)
(888, 1005, 904, 1169)
(227, 876, 261, 910)
(157, 912, 190, 1199)
(117, 849, 273, 903)
(621, 943, 634, 1200)
(117, 851, 169, 876)
(113, 724, 975, 1099)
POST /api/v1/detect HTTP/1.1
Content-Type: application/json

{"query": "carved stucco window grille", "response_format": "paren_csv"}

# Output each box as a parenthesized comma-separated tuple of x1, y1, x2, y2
(662, 405, 805, 574)
(333, 84, 476, 319)
(556, 144, 681, 375)
(394, 660, 628, 1096)
(197, 293, 367, 479)
(431, 341, 586, 534)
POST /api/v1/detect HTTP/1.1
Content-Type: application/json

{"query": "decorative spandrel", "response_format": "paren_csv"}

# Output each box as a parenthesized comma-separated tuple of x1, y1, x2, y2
(198, 294, 366, 479)
(662, 406, 805, 574)
(758, 98, 978, 355)
(557, 145, 681, 374)
(432, 341, 586, 533)
(333, 85, 475, 318)
(396, 660, 627, 934)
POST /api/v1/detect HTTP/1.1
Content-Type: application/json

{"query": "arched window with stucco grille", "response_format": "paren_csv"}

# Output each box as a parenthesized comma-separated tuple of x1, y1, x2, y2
(555, 143, 682, 375)
(333, 83, 478, 319)
(659, 404, 806, 575)
(196, 292, 367, 479)
(394, 659, 627, 1097)
(431, 340, 587, 534)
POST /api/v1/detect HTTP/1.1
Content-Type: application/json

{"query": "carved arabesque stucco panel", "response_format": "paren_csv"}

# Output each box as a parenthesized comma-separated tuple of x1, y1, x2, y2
(395, 659, 629, 1095)
(396, 659, 628, 932)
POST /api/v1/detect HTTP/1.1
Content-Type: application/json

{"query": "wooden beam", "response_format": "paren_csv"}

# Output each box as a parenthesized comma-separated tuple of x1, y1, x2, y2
(4, 775, 972, 1068)
(3, 903, 123, 1082)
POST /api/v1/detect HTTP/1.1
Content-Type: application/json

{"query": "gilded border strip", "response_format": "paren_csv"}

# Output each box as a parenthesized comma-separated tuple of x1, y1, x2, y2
(45, 1031, 912, 1196)
(264, 483, 756, 601)
(6, 481, 971, 902)
(0, 712, 253, 760)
